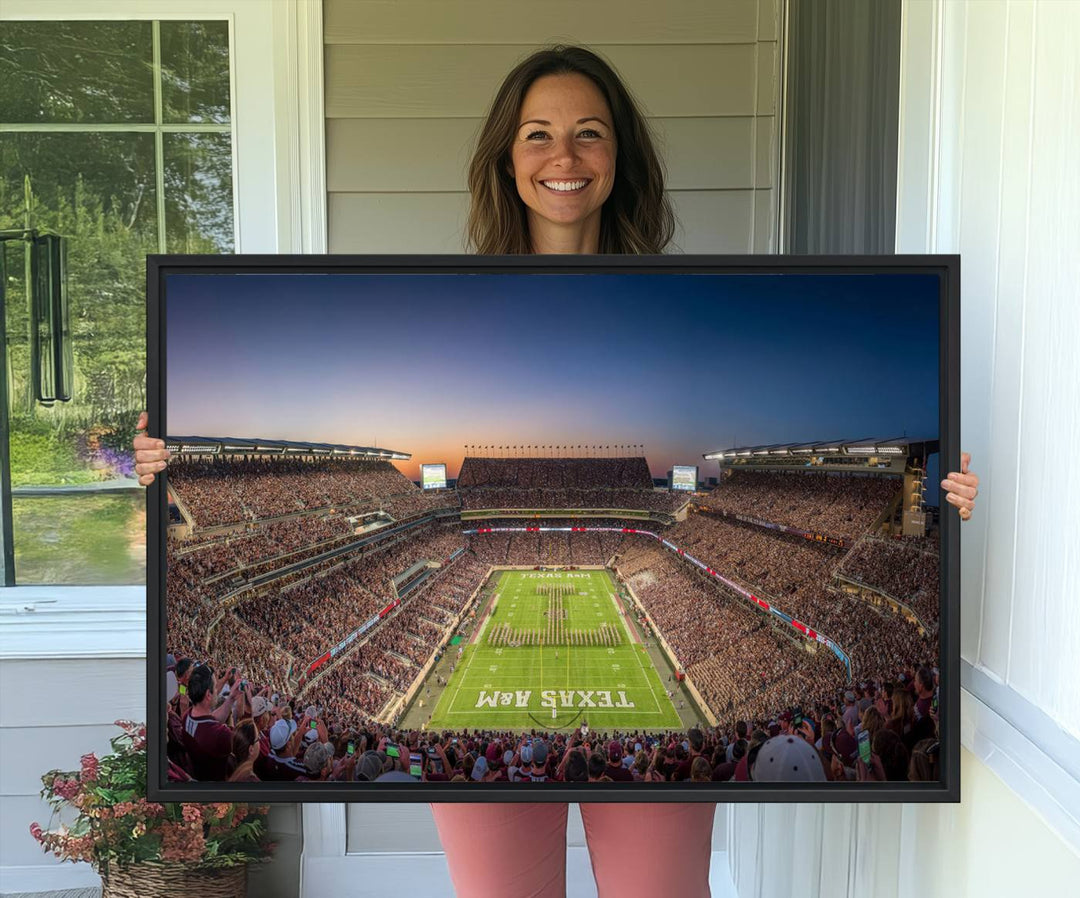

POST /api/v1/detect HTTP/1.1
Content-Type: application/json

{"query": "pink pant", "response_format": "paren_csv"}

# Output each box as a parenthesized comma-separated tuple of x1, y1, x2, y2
(431, 802, 716, 897)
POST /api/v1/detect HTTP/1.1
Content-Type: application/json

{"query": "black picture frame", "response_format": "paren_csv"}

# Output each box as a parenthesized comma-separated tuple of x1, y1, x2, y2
(146, 253, 960, 803)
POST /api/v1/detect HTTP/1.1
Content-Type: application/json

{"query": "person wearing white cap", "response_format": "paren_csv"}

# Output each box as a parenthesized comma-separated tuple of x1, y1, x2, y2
(262, 718, 306, 781)
(751, 735, 828, 783)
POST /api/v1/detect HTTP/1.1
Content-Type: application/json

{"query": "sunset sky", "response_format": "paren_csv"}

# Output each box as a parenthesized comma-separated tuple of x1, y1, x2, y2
(166, 270, 941, 484)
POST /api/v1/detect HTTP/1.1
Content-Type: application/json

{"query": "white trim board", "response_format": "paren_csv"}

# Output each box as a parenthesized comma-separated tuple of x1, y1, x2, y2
(961, 672, 1080, 854)
(0, 587, 145, 660)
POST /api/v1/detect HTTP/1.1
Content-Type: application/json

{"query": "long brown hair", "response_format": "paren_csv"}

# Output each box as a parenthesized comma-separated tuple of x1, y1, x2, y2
(888, 688, 914, 728)
(467, 45, 675, 254)
(227, 718, 258, 781)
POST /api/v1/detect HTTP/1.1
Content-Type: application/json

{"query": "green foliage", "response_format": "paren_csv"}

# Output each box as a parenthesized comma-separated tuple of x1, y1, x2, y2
(31, 721, 274, 874)
(9, 423, 93, 485)
(12, 492, 145, 585)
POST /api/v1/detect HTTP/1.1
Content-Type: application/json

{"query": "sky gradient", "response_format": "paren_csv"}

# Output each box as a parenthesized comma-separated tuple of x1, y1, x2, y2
(166, 271, 941, 483)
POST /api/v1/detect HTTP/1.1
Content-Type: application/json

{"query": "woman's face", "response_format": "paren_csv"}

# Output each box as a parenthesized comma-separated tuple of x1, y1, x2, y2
(509, 73, 616, 236)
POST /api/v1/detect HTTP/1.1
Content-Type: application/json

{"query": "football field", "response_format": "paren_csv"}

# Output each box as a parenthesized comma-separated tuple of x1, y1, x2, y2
(425, 569, 682, 732)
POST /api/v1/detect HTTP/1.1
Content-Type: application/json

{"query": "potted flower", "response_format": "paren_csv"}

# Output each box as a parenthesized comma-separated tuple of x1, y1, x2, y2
(30, 720, 274, 897)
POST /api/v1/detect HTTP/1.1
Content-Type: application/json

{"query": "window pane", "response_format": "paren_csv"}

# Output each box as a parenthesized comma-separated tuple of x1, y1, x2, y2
(12, 493, 146, 585)
(2, 132, 155, 584)
(164, 133, 235, 252)
(1, 132, 157, 474)
(160, 21, 232, 124)
(0, 22, 154, 124)
(1, 21, 234, 586)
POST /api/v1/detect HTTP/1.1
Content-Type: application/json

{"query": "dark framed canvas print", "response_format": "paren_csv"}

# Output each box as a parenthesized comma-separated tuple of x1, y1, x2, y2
(147, 254, 960, 802)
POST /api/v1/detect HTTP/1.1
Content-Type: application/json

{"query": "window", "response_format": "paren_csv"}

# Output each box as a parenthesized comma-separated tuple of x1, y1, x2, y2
(0, 19, 234, 584)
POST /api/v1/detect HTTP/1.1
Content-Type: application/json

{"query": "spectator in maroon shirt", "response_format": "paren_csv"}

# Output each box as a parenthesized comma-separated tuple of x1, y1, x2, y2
(587, 752, 609, 782)
(913, 667, 935, 722)
(603, 740, 633, 782)
(261, 718, 308, 781)
(909, 667, 937, 746)
(690, 757, 713, 782)
(564, 748, 589, 783)
(714, 740, 745, 782)
(672, 728, 705, 782)
(181, 664, 239, 780)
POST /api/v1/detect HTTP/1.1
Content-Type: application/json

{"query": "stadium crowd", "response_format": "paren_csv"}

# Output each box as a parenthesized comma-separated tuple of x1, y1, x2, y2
(838, 534, 940, 624)
(168, 457, 457, 529)
(460, 487, 686, 514)
(166, 655, 940, 785)
(700, 470, 900, 543)
(457, 457, 686, 514)
(163, 453, 942, 786)
(457, 457, 654, 489)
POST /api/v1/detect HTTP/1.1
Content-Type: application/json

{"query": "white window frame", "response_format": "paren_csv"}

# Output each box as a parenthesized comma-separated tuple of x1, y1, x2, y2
(0, 0, 326, 656)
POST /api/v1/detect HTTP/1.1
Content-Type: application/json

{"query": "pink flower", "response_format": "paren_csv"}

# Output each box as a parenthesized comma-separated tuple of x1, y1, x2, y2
(181, 804, 202, 824)
(80, 753, 100, 782)
(137, 799, 165, 818)
(29, 822, 43, 843)
(161, 821, 206, 863)
(52, 778, 80, 801)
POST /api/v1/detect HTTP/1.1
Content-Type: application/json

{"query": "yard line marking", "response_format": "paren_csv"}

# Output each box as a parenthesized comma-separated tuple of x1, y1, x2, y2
(603, 570, 663, 715)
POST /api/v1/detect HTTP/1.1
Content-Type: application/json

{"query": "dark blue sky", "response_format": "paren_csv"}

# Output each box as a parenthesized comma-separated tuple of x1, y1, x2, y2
(166, 272, 940, 481)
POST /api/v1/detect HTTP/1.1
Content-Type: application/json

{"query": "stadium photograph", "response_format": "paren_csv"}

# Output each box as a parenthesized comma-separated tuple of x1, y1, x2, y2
(156, 266, 947, 795)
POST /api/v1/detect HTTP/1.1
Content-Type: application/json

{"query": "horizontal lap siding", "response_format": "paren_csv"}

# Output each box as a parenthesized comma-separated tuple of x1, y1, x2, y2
(327, 117, 768, 192)
(324, 0, 762, 45)
(325, 44, 761, 118)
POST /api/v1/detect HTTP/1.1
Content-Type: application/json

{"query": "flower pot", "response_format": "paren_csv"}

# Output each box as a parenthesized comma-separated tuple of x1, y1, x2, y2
(101, 862, 247, 898)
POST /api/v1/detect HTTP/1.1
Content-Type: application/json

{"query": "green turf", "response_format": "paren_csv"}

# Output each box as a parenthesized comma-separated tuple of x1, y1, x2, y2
(425, 569, 682, 732)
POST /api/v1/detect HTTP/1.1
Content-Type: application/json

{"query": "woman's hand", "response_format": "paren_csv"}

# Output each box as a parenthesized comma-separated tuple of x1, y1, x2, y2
(941, 452, 979, 520)
(133, 411, 170, 486)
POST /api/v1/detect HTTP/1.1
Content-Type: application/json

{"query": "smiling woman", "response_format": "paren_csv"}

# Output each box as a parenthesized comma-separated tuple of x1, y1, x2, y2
(466, 45, 674, 255)
(509, 73, 617, 252)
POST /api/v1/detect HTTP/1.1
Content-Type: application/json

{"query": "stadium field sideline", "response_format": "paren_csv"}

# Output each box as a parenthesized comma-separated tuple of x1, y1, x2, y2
(425, 569, 682, 732)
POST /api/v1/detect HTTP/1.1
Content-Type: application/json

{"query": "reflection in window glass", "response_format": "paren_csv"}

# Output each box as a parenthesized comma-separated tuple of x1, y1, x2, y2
(160, 21, 232, 124)
(164, 133, 235, 253)
(0, 22, 154, 124)
(13, 493, 146, 585)
(1, 20, 234, 585)
(1, 132, 156, 487)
